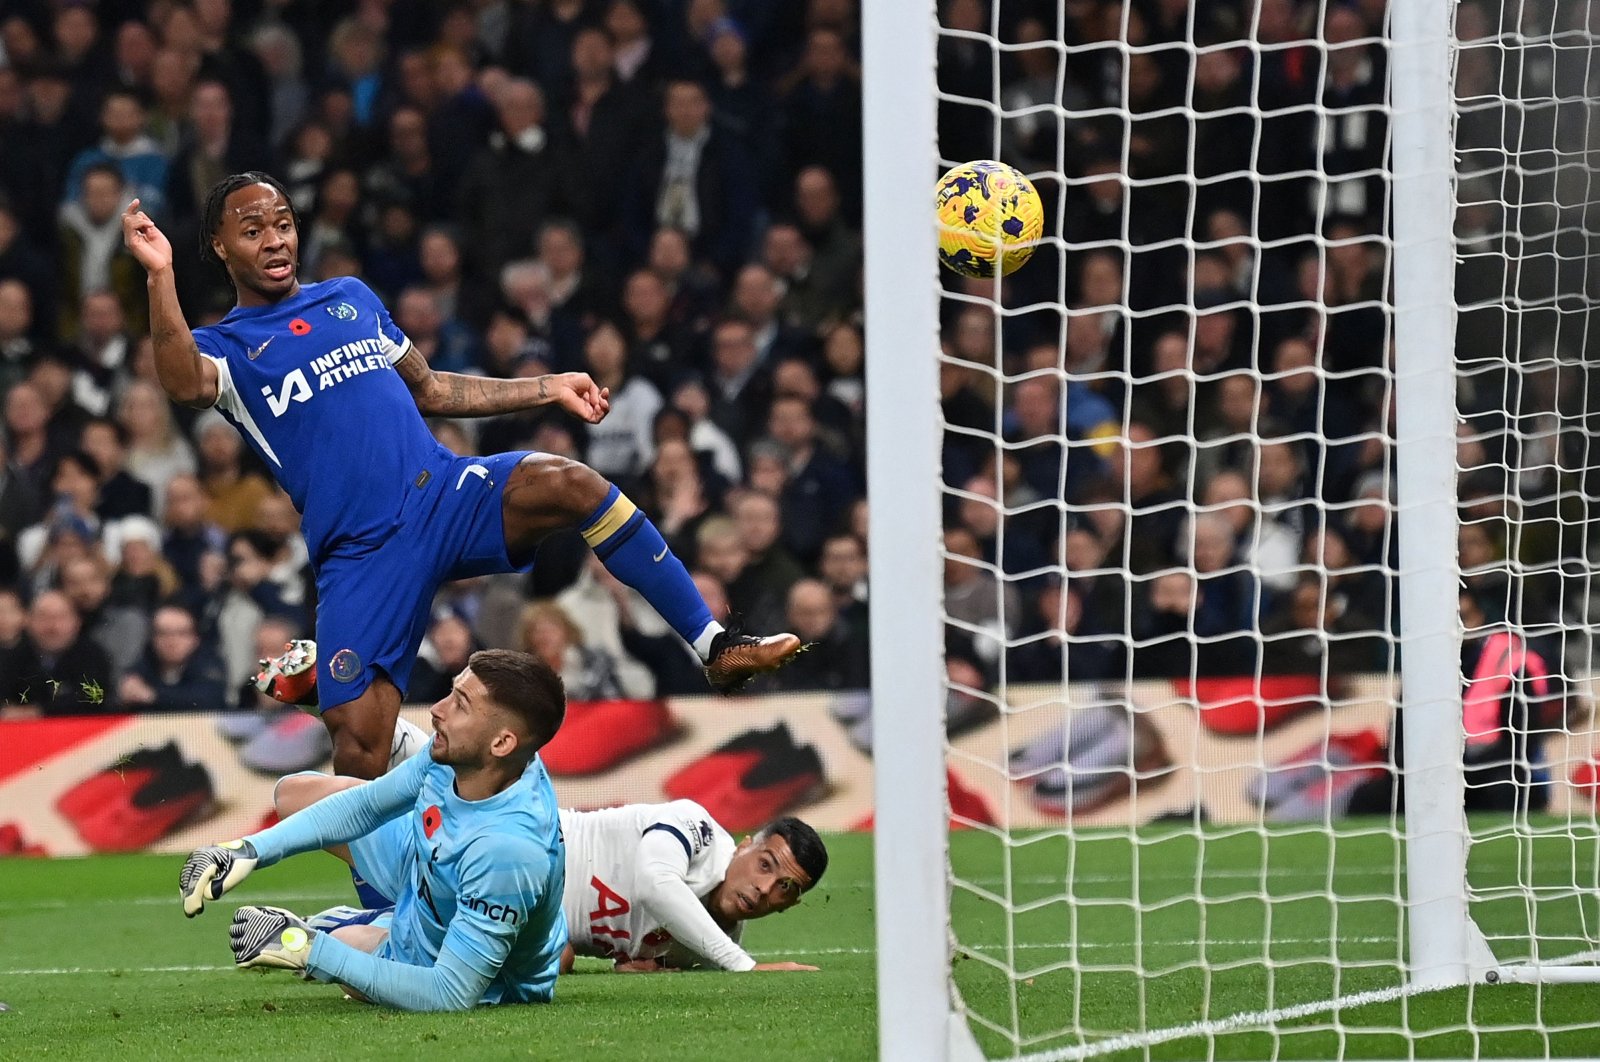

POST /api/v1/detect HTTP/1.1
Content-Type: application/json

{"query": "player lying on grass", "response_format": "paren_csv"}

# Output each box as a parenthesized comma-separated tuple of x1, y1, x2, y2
(125, 173, 801, 782)
(178, 649, 568, 1011)
(558, 802, 827, 973)
(275, 772, 827, 974)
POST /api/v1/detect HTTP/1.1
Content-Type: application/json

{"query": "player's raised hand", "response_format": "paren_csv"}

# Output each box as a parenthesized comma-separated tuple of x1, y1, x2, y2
(179, 838, 259, 917)
(230, 906, 315, 971)
(544, 372, 611, 424)
(752, 961, 820, 972)
(122, 200, 173, 274)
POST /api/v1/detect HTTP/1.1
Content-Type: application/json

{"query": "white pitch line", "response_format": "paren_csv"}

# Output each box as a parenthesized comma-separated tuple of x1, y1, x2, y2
(0, 937, 1402, 975)
(1, 867, 1403, 913)
(790, 936, 1395, 958)
(3, 890, 354, 913)
(0, 964, 229, 976)
(1014, 945, 1600, 1062)
(1012, 981, 1448, 1062)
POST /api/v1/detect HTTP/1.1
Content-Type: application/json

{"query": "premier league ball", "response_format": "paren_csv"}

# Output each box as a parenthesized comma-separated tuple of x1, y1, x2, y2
(935, 160, 1045, 278)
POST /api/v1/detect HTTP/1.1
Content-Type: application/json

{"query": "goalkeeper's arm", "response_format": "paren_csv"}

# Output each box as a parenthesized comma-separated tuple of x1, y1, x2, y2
(307, 929, 499, 1012)
(180, 752, 427, 915)
(306, 839, 550, 1011)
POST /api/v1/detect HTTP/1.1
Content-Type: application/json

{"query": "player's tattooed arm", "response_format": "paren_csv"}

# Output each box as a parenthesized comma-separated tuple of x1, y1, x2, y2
(146, 272, 220, 408)
(395, 353, 612, 424)
(124, 201, 220, 407)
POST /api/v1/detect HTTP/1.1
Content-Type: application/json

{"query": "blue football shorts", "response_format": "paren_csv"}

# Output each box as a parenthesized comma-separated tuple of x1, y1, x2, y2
(313, 449, 533, 710)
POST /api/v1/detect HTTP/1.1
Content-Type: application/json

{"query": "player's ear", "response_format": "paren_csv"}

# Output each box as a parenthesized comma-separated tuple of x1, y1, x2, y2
(490, 727, 519, 760)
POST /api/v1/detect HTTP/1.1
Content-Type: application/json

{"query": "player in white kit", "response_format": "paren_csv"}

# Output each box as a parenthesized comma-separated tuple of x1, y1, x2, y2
(559, 801, 826, 973)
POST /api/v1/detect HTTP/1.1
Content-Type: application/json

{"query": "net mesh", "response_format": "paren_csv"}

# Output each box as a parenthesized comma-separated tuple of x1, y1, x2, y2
(929, 0, 1600, 1056)
(1454, 0, 1600, 977)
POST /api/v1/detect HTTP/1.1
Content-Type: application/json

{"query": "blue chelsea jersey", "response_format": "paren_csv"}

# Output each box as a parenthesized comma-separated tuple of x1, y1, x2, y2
(192, 277, 449, 561)
(388, 753, 567, 1005)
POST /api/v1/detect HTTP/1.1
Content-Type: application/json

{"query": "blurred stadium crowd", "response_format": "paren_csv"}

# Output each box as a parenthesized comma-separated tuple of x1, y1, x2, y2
(0, 0, 873, 714)
(0, 0, 1589, 718)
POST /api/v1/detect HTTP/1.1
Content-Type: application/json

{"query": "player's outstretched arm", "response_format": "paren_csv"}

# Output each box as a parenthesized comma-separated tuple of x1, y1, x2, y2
(122, 200, 219, 409)
(178, 753, 427, 917)
(393, 349, 610, 423)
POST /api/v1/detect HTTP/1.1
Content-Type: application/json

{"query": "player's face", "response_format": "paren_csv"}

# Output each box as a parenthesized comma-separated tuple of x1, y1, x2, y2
(713, 834, 811, 923)
(427, 668, 517, 768)
(215, 184, 299, 305)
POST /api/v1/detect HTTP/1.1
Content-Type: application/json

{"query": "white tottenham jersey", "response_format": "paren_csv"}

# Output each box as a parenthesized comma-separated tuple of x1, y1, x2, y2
(559, 800, 751, 970)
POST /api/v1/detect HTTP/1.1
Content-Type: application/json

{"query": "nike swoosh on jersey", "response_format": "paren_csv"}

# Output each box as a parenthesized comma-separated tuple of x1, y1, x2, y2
(248, 336, 274, 360)
(652, 546, 668, 562)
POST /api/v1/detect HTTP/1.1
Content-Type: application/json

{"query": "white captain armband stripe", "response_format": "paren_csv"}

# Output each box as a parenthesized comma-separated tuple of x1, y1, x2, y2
(382, 335, 414, 367)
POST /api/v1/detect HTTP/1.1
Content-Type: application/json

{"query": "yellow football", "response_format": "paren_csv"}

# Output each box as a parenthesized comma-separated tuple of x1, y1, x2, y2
(935, 160, 1044, 278)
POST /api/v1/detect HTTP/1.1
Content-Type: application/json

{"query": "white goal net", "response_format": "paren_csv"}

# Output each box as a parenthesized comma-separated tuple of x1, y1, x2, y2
(865, 0, 1600, 1059)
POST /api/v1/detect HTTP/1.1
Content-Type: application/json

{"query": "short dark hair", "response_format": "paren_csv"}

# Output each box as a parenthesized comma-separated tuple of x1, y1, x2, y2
(82, 161, 125, 189)
(56, 448, 102, 481)
(758, 817, 828, 890)
(201, 171, 302, 273)
(82, 416, 129, 449)
(468, 649, 566, 756)
(103, 86, 147, 110)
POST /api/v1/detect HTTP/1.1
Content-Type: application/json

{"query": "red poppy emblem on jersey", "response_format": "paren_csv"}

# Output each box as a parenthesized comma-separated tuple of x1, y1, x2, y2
(422, 805, 442, 838)
(289, 318, 312, 336)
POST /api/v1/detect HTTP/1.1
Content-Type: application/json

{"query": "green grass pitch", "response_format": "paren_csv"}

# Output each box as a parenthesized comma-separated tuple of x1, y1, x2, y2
(1, 825, 1597, 1060)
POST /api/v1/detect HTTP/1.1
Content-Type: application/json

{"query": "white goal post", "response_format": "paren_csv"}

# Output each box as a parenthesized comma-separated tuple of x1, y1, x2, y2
(866, 0, 1600, 1058)
(863, 0, 963, 1059)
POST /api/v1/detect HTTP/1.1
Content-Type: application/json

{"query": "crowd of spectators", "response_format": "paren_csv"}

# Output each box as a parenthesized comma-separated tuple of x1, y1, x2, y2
(934, 0, 1593, 693)
(0, 0, 1589, 716)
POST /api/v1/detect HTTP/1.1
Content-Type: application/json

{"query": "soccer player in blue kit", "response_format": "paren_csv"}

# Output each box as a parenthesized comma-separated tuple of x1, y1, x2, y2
(122, 174, 801, 780)
(179, 649, 568, 1010)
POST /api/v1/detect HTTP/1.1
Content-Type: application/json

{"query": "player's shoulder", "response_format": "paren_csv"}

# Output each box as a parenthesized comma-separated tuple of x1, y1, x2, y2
(304, 274, 381, 307)
(645, 800, 724, 860)
(656, 799, 715, 828)
(318, 274, 370, 297)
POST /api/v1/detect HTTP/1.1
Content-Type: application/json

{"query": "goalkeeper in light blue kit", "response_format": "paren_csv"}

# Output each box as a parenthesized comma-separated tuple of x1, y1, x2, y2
(178, 650, 567, 1011)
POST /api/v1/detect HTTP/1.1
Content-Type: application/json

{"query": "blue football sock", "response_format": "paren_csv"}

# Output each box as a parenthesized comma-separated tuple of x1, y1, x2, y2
(579, 485, 718, 656)
(350, 866, 394, 910)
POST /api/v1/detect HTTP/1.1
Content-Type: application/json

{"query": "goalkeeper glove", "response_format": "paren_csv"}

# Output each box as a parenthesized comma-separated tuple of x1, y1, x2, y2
(179, 838, 259, 917)
(255, 639, 319, 709)
(230, 906, 316, 972)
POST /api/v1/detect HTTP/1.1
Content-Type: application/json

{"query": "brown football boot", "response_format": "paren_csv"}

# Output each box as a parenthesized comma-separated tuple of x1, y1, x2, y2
(704, 631, 804, 692)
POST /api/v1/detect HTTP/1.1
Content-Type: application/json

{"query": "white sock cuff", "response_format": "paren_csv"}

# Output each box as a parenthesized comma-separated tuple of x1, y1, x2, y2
(692, 621, 726, 662)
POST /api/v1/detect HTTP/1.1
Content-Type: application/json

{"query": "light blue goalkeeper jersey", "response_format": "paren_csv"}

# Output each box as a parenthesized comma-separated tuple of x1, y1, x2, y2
(245, 749, 566, 1010)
